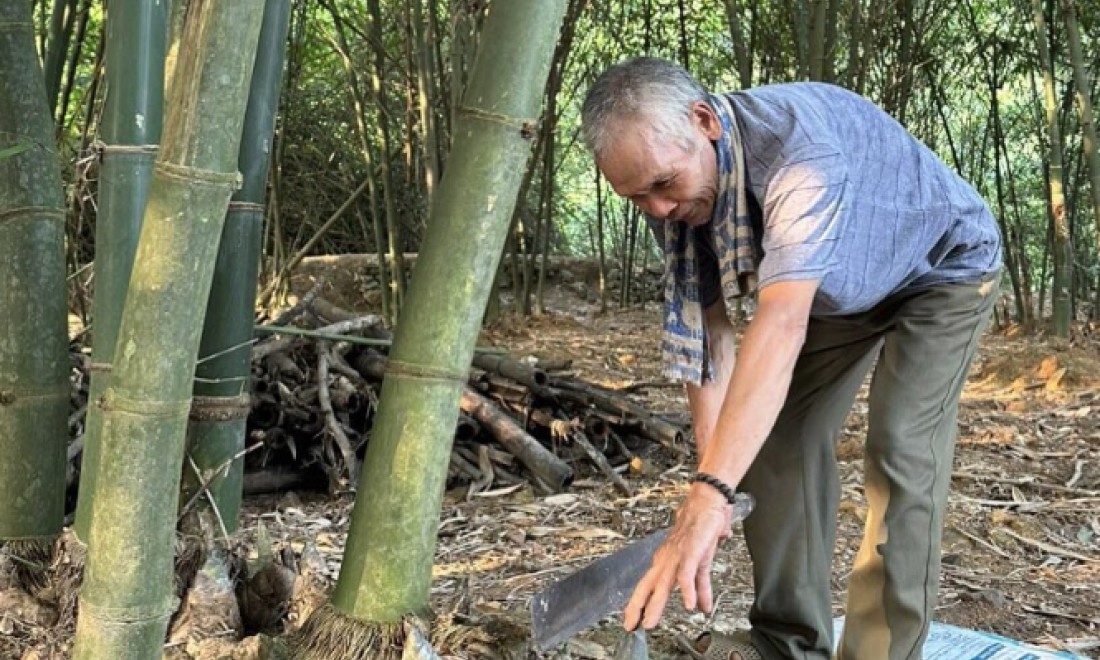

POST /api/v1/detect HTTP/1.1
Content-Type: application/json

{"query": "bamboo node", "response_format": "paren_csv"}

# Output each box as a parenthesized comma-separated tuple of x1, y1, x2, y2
(98, 388, 193, 418)
(189, 394, 251, 421)
(0, 206, 65, 226)
(0, 21, 31, 32)
(385, 359, 468, 384)
(88, 361, 113, 373)
(76, 594, 180, 624)
(456, 104, 537, 133)
(228, 201, 265, 213)
(154, 160, 243, 190)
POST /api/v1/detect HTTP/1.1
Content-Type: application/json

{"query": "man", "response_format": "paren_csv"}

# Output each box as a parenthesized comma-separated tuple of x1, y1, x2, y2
(581, 57, 1001, 660)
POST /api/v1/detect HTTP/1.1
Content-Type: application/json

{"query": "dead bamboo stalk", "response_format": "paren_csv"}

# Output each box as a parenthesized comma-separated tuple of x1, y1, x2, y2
(252, 315, 385, 361)
(572, 430, 633, 496)
(316, 345, 358, 488)
(549, 383, 687, 454)
(457, 389, 573, 492)
(472, 352, 548, 390)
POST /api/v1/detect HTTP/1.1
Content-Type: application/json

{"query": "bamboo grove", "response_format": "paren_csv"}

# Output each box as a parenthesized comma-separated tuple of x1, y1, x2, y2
(31, 0, 1100, 332)
(0, 0, 1098, 657)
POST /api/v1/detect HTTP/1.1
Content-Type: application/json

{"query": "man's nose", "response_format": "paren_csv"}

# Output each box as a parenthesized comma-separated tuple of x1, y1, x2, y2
(636, 195, 676, 220)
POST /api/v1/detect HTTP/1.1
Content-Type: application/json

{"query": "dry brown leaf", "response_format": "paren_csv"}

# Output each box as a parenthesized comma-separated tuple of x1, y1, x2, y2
(0, 589, 57, 627)
(526, 526, 562, 537)
(1037, 356, 1060, 380)
(541, 493, 580, 507)
(1006, 399, 1031, 413)
(563, 528, 624, 540)
(1046, 367, 1068, 392)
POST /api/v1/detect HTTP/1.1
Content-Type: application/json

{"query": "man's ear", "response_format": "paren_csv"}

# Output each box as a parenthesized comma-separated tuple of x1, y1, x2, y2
(691, 101, 723, 141)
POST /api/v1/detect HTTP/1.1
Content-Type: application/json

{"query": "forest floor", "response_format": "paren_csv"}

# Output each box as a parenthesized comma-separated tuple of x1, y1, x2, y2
(236, 283, 1100, 659)
(5, 279, 1100, 659)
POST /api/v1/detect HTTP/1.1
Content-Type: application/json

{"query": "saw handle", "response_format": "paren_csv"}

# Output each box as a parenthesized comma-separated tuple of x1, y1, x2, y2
(729, 491, 755, 523)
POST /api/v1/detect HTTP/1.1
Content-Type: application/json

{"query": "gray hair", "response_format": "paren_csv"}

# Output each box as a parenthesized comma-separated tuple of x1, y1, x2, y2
(581, 57, 708, 158)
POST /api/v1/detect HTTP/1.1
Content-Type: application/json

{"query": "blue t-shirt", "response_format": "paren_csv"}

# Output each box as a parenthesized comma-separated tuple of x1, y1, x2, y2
(694, 82, 1002, 316)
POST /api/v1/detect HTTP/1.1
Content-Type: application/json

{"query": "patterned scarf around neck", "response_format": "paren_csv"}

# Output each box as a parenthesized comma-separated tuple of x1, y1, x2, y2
(658, 92, 758, 384)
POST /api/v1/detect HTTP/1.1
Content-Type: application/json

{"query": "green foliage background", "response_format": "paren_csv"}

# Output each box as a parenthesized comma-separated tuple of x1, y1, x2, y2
(32, 0, 1100, 322)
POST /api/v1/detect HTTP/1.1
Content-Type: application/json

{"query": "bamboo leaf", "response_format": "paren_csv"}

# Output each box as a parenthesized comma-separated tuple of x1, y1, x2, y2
(0, 141, 32, 160)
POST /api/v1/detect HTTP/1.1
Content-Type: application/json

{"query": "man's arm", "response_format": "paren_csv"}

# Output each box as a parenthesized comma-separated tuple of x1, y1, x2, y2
(625, 278, 818, 631)
(685, 299, 737, 459)
(695, 279, 816, 484)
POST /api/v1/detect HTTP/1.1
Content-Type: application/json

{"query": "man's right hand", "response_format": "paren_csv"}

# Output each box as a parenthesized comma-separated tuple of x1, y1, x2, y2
(624, 482, 733, 631)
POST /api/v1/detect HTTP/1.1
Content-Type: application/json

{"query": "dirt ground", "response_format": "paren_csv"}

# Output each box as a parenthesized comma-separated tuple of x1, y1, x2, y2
(236, 283, 1100, 659)
(5, 280, 1100, 659)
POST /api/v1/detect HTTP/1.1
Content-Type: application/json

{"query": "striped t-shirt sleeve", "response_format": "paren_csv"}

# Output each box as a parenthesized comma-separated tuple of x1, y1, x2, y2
(757, 147, 846, 287)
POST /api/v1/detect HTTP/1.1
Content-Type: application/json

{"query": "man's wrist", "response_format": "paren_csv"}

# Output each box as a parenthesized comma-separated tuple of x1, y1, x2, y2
(691, 472, 739, 506)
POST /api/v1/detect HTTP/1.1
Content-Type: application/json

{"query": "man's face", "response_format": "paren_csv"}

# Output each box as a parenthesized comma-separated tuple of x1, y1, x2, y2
(596, 101, 723, 227)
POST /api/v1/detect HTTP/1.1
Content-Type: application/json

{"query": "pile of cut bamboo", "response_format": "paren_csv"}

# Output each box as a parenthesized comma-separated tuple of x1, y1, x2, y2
(243, 299, 687, 498)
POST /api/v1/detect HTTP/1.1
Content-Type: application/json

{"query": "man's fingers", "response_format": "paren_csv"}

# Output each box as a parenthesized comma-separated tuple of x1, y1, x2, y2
(626, 497, 731, 630)
(681, 537, 719, 612)
(641, 587, 670, 629)
(694, 542, 719, 613)
(640, 560, 678, 629)
(623, 602, 642, 632)
(623, 571, 656, 631)
(678, 562, 698, 612)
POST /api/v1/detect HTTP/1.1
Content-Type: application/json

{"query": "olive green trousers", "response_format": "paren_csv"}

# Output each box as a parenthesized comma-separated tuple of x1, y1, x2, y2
(739, 275, 998, 660)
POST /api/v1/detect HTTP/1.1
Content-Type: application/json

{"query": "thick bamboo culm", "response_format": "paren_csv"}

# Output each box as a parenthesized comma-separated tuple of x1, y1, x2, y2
(290, 1, 569, 656)
(186, 0, 293, 535)
(0, 1, 70, 545)
(73, 0, 167, 541)
(72, 2, 267, 658)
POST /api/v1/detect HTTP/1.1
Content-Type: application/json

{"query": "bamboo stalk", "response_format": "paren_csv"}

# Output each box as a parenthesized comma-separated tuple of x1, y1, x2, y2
(72, 2, 266, 657)
(73, 0, 167, 541)
(1059, 0, 1100, 306)
(186, 0, 292, 534)
(472, 352, 549, 390)
(572, 431, 633, 496)
(1030, 0, 1071, 336)
(0, 1, 70, 546)
(291, 6, 568, 650)
(253, 316, 386, 360)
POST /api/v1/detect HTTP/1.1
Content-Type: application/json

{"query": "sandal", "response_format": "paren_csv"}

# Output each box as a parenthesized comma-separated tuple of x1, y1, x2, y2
(678, 630, 763, 660)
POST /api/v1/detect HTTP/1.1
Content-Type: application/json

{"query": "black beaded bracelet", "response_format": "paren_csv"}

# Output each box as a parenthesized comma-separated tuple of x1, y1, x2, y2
(691, 472, 740, 506)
